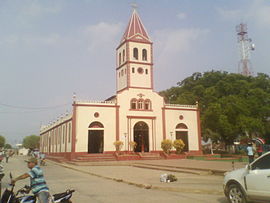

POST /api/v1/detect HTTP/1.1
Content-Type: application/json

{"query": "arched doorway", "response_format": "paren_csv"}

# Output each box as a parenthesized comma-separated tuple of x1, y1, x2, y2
(88, 121, 104, 153)
(175, 123, 189, 152)
(134, 121, 149, 152)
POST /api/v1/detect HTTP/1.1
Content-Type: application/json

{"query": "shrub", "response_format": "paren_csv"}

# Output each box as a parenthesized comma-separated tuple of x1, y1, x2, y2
(113, 141, 123, 152)
(161, 139, 173, 154)
(173, 139, 185, 154)
(129, 141, 137, 151)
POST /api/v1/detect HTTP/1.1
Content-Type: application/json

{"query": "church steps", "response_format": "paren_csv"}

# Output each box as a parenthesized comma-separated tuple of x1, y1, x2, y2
(138, 152, 162, 160)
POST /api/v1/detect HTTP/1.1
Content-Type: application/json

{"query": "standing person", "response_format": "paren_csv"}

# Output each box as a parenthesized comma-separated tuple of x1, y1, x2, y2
(257, 144, 263, 157)
(0, 159, 4, 197)
(11, 157, 50, 203)
(5, 151, 9, 163)
(247, 143, 255, 163)
(40, 153, 46, 166)
(0, 151, 4, 162)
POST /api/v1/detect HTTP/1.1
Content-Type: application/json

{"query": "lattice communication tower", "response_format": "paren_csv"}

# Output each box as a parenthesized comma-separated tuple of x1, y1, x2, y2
(236, 23, 255, 76)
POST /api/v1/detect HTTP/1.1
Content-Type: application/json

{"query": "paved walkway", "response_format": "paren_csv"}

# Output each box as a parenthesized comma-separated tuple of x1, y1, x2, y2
(48, 158, 248, 196)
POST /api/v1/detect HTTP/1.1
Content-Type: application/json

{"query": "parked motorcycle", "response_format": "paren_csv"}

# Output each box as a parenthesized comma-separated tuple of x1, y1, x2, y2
(1, 173, 75, 203)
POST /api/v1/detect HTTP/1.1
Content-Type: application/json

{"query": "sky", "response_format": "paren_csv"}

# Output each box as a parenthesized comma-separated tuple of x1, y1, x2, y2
(0, 0, 270, 145)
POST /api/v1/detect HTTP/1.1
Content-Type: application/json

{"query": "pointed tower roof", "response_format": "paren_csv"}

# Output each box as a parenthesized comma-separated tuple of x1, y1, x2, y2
(121, 9, 151, 43)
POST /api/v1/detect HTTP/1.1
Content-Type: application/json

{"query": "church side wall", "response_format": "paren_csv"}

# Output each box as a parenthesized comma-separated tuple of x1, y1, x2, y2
(164, 109, 200, 151)
(75, 105, 117, 152)
(40, 119, 72, 154)
(117, 64, 128, 90)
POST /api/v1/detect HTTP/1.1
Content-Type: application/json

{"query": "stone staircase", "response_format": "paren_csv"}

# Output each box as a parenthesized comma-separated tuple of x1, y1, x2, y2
(73, 153, 117, 162)
(138, 152, 162, 160)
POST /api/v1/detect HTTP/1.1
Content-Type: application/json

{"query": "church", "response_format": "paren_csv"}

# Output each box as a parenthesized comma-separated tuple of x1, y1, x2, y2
(40, 8, 202, 160)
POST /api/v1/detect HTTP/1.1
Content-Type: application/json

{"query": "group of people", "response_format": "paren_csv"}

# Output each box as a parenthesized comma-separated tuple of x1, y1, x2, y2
(0, 150, 12, 163)
(246, 142, 263, 163)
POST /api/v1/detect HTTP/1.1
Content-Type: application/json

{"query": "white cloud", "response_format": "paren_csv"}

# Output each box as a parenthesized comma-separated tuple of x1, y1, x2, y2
(154, 28, 209, 57)
(216, 0, 270, 26)
(82, 22, 123, 51)
(20, 1, 62, 17)
(216, 7, 242, 20)
(0, 35, 19, 46)
(23, 34, 61, 46)
(250, 1, 270, 26)
(176, 12, 187, 20)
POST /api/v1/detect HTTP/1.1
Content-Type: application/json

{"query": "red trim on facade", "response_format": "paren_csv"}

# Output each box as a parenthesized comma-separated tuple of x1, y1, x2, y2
(117, 39, 152, 50)
(151, 119, 154, 151)
(65, 123, 67, 152)
(74, 104, 119, 108)
(116, 61, 153, 70)
(126, 42, 130, 89)
(127, 115, 156, 119)
(71, 103, 77, 159)
(116, 105, 120, 141)
(196, 108, 203, 153)
(163, 107, 197, 111)
(129, 109, 153, 112)
(162, 107, 166, 140)
(56, 127, 58, 152)
(151, 44, 154, 89)
(151, 66, 154, 89)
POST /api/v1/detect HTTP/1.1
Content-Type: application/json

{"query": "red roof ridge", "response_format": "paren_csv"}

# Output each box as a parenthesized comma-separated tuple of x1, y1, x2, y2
(121, 9, 151, 43)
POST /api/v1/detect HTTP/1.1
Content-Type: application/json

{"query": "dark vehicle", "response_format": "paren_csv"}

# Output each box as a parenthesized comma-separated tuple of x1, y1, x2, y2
(1, 173, 74, 203)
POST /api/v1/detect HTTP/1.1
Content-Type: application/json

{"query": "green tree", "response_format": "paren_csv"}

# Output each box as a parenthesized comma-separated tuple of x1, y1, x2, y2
(23, 135, 40, 149)
(161, 71, 270, 145)
(4, 143, 12, 149)
(0, 135, 5, 148)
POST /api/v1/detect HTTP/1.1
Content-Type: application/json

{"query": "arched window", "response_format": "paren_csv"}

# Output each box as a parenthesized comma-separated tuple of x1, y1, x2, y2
(138, 99, 143, 109)
(89, 121, 104, 129)
(176, 123, 188, 130)
(144, 99, 151, 110)
(142, 49, 147, 61)
(119, 53, 121, 65)
(131, 99, 137, 109)
(145, 69, 148, 74)
(133, 48, 138, 60)
(123, 50, 125, 62)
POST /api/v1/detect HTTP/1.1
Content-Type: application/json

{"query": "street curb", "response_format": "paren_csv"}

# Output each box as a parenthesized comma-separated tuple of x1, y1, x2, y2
(47, 160, 223, 195)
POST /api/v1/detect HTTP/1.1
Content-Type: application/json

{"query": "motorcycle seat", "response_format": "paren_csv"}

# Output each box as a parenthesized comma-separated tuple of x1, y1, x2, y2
(53, 191, 70, 200)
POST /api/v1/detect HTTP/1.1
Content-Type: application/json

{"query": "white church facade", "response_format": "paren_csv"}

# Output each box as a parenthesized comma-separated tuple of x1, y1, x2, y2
(40, 9, 202, 160)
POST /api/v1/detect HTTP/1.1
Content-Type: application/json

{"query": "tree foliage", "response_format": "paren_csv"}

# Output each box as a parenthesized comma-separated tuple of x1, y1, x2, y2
(0, 135, 5, 148)
(160, 71, 270, 145)
(23, 135, 40, 149)
(4, 144, 12, 149)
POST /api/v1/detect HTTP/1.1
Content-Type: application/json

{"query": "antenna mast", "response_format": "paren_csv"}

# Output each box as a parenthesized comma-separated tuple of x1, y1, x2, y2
(236, 23, 255, 76)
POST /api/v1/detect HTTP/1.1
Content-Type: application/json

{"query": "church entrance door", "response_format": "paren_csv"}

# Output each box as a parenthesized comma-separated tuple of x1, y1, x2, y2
(176, 131, 189, 151)
(134, 121, 149, 152)
(88, 130, 104, 153)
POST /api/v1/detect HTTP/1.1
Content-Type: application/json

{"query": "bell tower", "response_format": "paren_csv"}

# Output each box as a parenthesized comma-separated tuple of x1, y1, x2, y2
(116, 7, 153, 93)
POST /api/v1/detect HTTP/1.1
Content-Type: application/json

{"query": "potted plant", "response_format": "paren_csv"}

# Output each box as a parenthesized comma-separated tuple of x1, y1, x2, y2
(113, 140, 123, 152)
(173, 139, 185, 154)
(161, 139, 173, 154)
(129, 141, 137, 152)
